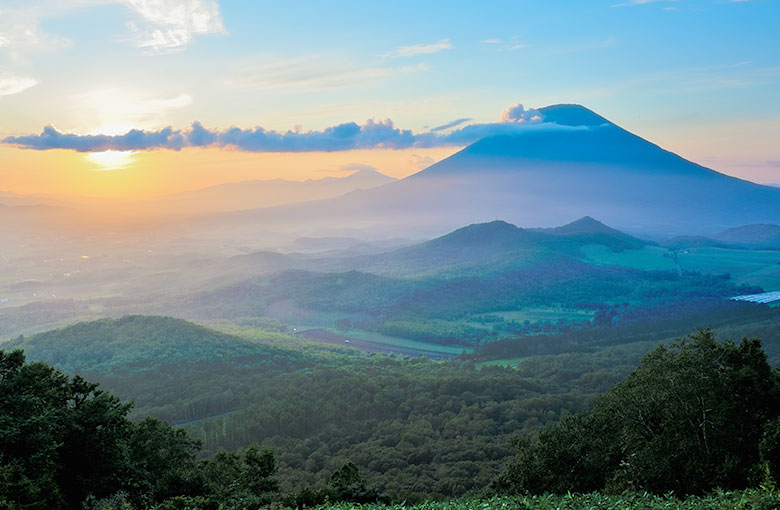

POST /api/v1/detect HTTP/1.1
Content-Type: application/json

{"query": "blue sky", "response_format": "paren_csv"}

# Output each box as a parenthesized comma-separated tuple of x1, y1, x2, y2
(0, 0, 778, 194)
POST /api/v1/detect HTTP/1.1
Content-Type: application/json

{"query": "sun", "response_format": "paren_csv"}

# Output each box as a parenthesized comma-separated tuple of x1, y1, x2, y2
(85, 150, 136, 171)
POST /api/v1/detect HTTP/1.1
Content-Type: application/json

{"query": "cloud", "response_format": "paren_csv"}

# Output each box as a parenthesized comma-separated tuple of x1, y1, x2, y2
(72, 88, 193, 133)
(0, 0, 221, 59)
(500, 103, 542, 123)
(383, 39, 452, 58)
(611, 0, 679, 6)
(5, 125, 187, 152)
(481, 39, 500, 44)
(123, 0, 225, 53)
(4, 103, 598, 153)
(0, 74, 37, 96)
(226, 55, 426, 92)
(0, 4, 73, 52)
(430, 118, 472, 132)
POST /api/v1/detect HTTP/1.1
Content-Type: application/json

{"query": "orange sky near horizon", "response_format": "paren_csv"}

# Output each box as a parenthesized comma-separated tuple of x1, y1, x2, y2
(0, 146, 461, 199)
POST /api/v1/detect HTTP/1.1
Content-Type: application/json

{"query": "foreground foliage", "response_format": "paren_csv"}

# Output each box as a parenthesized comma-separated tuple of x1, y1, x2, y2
(497, 329, 780, 495)
(270, 490, 780, 510)
(5, 325, 780, 508)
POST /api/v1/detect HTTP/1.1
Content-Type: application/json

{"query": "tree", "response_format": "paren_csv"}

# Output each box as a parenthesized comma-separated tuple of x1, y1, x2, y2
(126, 418, 203, 507)
(498, 329, 780, 495)
(198, 444, 279, 508)
(0, 350, 133, 508)
(329, 461, 378, 503)
(0, 349, 208, 509)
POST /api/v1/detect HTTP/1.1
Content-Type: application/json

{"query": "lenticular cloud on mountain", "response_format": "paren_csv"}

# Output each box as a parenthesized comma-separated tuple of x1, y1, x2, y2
(500, 103, 543, 123)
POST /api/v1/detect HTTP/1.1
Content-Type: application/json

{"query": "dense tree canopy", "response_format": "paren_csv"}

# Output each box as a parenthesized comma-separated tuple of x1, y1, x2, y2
(0, 349, 284, 509)
(497, 329, 780, 495)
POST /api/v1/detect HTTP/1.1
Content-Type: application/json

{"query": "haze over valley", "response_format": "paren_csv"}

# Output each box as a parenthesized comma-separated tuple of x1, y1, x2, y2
(1, 1, 780, 508)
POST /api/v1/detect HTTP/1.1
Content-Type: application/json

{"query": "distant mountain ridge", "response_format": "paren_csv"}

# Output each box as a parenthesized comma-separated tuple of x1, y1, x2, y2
(340, 217, 650, 277)
(192, 104, 780, 239)
(158, 167, 396, 215)
(663, 223, 780, 250)
(713, 224, 780, 249)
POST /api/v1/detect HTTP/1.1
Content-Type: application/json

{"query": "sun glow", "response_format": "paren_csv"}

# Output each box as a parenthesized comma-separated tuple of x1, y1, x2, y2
(85, 150, 136, 171)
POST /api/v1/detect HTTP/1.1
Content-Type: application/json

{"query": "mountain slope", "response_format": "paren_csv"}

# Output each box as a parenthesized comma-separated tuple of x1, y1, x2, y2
(190, 104, 780, 239)
(713, 224, 780, 249)
(158, 167, 396, 215)
(7, 315, 299, 374)
(545, 216, 648, 251)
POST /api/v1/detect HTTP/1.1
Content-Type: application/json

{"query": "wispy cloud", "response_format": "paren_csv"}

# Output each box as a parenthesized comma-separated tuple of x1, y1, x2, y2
(481, 39, 500, 44)
(0, 4, 73, 53)
(225, 55, 426, 92)
(430, 118, 472, 132)
(0, 1, 223, 57)
(0, 74, 37, 96)
(70, 88, 193, 134)
(3, 104, 593, 153)
(611, 0, 679, 7)
(383, 39, 452, 58)
(123, 0, 225, 53)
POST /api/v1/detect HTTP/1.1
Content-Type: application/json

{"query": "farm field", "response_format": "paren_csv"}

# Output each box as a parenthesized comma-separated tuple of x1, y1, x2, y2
(299, 328, 472, 358)
(476, 356, 529, 368)
(677, 247, 780, 289)
(582, 244, 780, 290)
(581, 244, 678, 271)
(478, 308, 595, 324)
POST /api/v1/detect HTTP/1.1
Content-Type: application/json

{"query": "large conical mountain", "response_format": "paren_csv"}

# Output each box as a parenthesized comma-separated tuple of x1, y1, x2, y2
(189, 104, 780, 238)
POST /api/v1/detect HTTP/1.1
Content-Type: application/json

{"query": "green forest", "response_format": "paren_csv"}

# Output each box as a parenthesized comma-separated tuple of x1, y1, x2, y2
(4, 319, 780, 509)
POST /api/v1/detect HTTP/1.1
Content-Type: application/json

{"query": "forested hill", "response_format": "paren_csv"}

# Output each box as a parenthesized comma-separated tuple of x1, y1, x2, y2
(7, 315, 306, 374)
(6, 315, 320, 422)
(4, 326, 780, 508)
(3, 314, 658, 498)
(354, 216, 649, 277)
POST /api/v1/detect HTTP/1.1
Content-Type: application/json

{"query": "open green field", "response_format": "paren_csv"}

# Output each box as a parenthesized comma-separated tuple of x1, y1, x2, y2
(678, 247, 780, 290)
(581, 244, 679, 271)
(478, 307, 595, 324)
(582, 244, 780, 291)
(476, 356, 529, 368)
(340, 329, 472, 356)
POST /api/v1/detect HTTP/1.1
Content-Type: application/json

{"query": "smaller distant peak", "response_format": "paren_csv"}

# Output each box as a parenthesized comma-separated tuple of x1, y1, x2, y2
(346, 167, 395, 180)
(554, 216, 615, 234)
(538, 104, 611, 127)
(436, 220, 525, 243)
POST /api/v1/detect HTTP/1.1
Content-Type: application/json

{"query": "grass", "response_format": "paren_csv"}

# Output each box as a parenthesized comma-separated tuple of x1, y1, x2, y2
(581, 244, 780, 291)
(339, 329, 472, 356)
(476, 357, 529, 369)
(265, 491, 780, 510)
(581, 244, 679, 271)
(677, 247, 780, 290)
(480, 308, 594, 324)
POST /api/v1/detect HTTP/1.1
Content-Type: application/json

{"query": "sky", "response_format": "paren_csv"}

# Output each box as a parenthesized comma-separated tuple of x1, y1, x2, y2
(0, 0, 778, 198)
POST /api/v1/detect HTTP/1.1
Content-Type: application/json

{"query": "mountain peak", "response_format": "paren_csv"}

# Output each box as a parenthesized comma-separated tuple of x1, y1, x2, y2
(424, 220, 530, 250)
(345, 167, 394, 181)
(553, 216, 615, 235)
(538, 104, 610, 127)
(547, 216, 648, 251)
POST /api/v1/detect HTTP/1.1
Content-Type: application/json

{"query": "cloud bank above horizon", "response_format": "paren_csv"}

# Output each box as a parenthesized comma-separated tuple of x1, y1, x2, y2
(3, 104, 579, 154)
